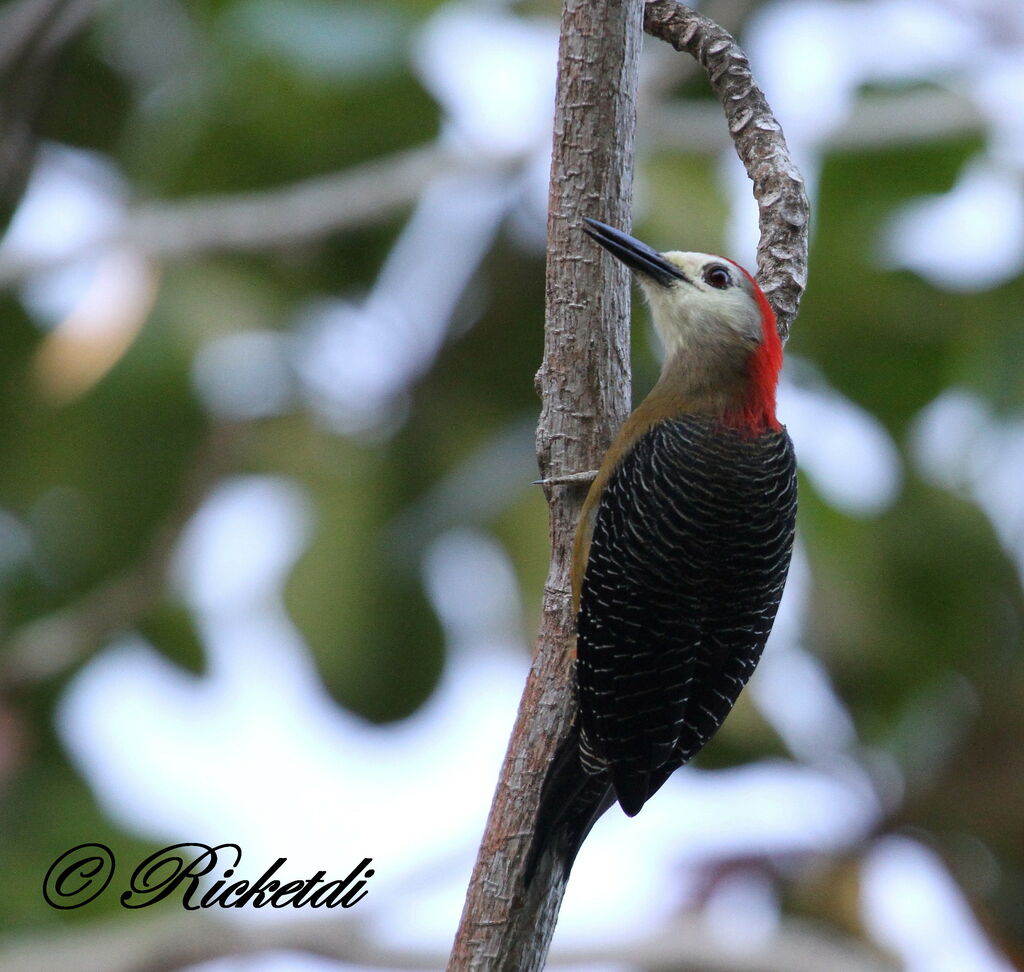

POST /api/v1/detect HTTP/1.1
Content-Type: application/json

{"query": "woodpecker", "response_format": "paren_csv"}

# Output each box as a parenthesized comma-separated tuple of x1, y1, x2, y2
(526, 218, 797, 884)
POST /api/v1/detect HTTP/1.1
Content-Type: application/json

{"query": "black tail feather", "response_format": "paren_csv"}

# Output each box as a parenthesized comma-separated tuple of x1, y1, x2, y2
(523, 723, 615, 887)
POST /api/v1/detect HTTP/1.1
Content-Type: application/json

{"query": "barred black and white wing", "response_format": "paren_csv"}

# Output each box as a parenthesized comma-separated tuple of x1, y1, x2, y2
(575, 415, 797, 816)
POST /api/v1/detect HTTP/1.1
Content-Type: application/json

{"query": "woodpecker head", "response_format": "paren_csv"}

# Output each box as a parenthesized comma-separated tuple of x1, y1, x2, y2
(582, 217, 783, 432)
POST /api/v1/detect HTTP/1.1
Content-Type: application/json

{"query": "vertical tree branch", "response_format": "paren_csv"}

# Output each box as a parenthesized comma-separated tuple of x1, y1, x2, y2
(446, 0, 643, 968)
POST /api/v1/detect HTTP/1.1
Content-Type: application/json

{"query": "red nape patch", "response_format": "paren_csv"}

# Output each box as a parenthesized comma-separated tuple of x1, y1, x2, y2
(725, 260, 783, 434)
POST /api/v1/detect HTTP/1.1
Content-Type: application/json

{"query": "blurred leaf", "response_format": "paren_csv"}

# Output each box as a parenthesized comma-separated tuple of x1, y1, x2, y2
(806, 477, 1024, 732)
(270, 420, 445, 723)
(792, 139, 986, 427)
(137, 601, 205, 677)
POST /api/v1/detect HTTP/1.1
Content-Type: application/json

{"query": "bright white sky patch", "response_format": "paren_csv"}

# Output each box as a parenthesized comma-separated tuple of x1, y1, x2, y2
(912, 389, 1024, 582)
(551, 758, 879, 951)
(739, 0, 1024, 291)
(0, 144, 124, 270)
(970, 51, 1024, 169)
(751, 542, 860, 762)
(861, 836, 1017, 972)
(293, 170, 513, 436)
(883, 159, 1024, 291)
(778, 368, 903, 516)
(746, 0, 981, 146)
(192, 330, 295, 420)
(1, 144, 128, 326)
(414, 6, 557, 158)
(704, 871, 781, 954)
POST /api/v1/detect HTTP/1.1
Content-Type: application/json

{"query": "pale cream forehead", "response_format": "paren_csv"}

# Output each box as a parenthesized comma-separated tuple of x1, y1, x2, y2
(661, 250, 718, 266)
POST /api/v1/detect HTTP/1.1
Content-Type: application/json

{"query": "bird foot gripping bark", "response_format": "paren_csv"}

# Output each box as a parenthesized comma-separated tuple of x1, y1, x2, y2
(533, 470, 599, 488)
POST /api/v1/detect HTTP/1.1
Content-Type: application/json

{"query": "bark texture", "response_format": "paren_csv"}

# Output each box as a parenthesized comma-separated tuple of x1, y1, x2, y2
(446, 0, 643, 968)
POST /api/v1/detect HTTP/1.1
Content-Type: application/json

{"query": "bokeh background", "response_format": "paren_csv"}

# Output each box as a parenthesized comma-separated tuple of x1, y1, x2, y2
(1, 0, 1023, 969)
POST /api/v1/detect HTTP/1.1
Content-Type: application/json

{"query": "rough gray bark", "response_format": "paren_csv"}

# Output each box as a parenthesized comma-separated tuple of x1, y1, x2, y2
(446, 0, 643, 968)
(448, 2, 809, 969)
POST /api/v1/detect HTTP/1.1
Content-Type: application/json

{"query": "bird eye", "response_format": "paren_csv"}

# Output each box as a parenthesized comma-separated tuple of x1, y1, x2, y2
(703, 264, 732, 289)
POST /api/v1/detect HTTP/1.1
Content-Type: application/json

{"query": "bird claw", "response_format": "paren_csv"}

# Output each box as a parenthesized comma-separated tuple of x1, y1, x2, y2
(533, 469, 599, 488)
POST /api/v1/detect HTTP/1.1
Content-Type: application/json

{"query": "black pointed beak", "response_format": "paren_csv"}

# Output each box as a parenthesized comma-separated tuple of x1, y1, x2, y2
(582, 217, 689, 288)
